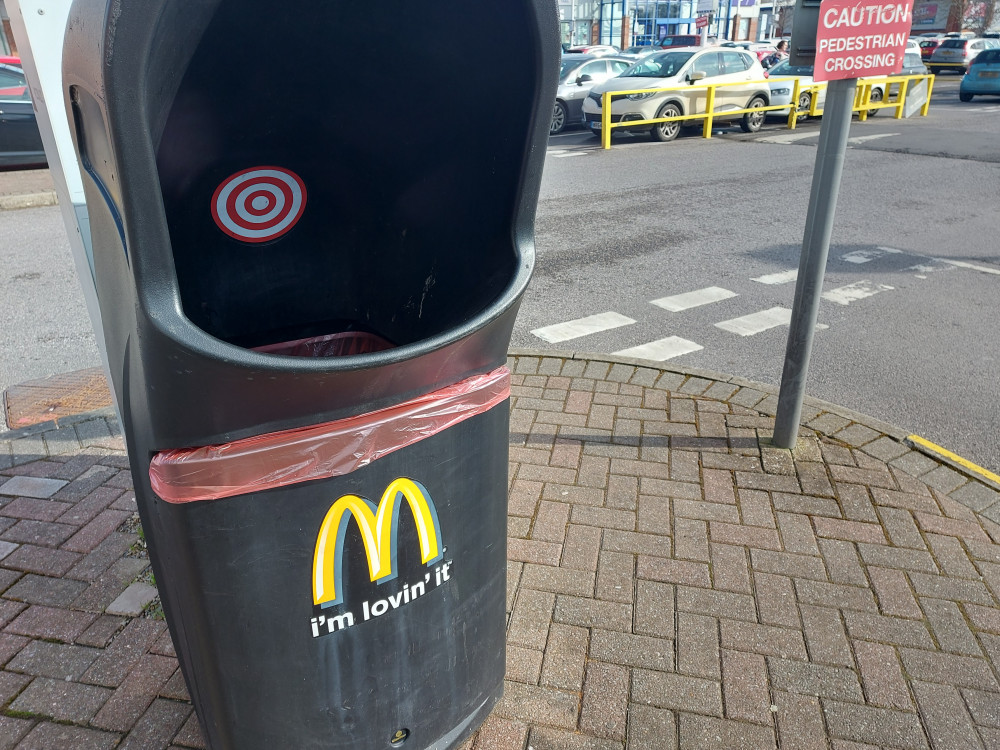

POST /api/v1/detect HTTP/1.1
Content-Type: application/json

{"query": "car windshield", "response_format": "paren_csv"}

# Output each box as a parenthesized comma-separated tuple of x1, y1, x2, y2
(767, 60, 814, 76)
(940, 39, 967, 48)
(621, 51, 694, 77)
(559, 58, 586, 80)
(977, 49, 1000, 63)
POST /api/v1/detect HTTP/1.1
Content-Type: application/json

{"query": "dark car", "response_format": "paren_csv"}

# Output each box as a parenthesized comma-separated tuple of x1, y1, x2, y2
(551, 54, 632, 134)
(0, 62, 46, 170)
(657, 34, 702, 49)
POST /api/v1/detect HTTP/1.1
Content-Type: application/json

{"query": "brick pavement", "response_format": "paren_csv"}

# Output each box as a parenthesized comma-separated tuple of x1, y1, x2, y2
(2, 353, 1000, 749)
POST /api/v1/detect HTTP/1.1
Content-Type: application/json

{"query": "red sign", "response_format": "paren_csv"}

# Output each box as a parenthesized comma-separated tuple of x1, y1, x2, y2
(813, 0, 914, 81)
(695, 15, 710, 28)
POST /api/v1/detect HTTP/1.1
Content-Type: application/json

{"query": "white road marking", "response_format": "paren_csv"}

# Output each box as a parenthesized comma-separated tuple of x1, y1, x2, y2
(531, 312, 636, 343)
(904, 261, 952, 277)
(615, 336, 704, 361)
(841, 247, 903, 264)
(650, 286, 737, 312)
(933, 258, 1000, 276)
(715, 307, 792, 336)
(552, 152, 587, 158)
(847, 133, 898, 145)
(822, 280, 894, 305)
(752, 269, 799, 285)
(758, 131, 819, 145)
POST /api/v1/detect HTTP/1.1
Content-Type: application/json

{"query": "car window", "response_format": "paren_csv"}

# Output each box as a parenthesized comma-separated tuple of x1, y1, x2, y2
(693, 52, 724, 78)
(621, 51, 695, 77)
(940, 39, 967, 48)
(579, 60, 608, 78)
(903, 52, 923, 67)
(971, 41, 984, 49)
(610, 60, 631, 74)
(979, 49, 1000, 62)
(0, 66, 30, 100)
(721, 51, 750, 73)
(766, 60, 815, 77)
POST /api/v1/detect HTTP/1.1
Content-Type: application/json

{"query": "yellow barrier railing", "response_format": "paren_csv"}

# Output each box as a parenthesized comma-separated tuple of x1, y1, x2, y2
(597, 73, 934, 149)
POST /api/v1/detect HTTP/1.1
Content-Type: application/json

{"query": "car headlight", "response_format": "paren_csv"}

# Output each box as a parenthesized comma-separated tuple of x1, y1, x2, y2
(626, 92, 655, 101)
(772, 88, 790, 95)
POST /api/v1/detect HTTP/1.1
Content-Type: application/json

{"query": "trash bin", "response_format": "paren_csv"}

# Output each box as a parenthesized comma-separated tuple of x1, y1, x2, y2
(62, 2, 559, 748)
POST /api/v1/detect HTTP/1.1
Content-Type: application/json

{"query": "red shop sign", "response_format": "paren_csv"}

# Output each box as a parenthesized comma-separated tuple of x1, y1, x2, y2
(813, 0, 914, 82)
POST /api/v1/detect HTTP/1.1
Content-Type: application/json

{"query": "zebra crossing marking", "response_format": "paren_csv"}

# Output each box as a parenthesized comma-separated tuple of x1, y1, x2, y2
(615, 336, 704, 361)
(841, 247, 902, 264)
(752, 269, 798, 285)
(715, 307, 793, 336)
(650, 286, 737, 312)
(531, 311, 635, 343)
(822, 280, 894, 305)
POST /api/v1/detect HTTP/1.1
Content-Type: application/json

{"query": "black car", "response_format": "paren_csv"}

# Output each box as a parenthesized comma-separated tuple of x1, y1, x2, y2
(0, 62, 46, 170)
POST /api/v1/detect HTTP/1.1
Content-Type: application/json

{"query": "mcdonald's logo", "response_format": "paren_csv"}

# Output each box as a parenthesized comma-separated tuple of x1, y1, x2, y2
(312, 478, 443, 608)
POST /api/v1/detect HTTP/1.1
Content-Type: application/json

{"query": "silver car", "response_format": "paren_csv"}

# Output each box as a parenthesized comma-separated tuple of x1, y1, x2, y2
(552, 54, 633, 134)
(930, 37, 1000, 74)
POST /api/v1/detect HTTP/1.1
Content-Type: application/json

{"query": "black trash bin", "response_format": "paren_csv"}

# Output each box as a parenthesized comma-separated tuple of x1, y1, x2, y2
(62, 2, 558, 748)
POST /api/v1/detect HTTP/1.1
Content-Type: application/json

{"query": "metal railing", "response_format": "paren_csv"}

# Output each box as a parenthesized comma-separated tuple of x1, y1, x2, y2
(596, 73, 935, 149)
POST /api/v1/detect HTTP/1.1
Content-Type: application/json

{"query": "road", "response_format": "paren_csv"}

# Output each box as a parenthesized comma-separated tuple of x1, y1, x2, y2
(515, 74, 1000, 473)
(1, 75, 998, 475)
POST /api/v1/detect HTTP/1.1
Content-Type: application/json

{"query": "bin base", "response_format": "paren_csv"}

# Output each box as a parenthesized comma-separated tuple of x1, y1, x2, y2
(428, 685, 502, 750)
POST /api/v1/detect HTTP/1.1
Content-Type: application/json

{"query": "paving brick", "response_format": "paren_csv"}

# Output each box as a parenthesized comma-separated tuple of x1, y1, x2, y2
(0, 670, 31, 706)
(754, 572, 800, 628)
(474, 715, 529, 750)
(0, 632, 29, 667)
(507, 538, 562, 567)
(627, 704, 677, 750)
(899, 648, 999, 691)
(677, 712, 776, 749)
(867, 567, 923, 619)
(749, 548, 827, 581)
(595, 550, 634, 603)
(920, 597, 982, 656)
(709, 522, 782, 551)
(524, 726, 621, 750)
(0, 599, 27, 629)
(589, 628, 673, 673)
(875, 506, 926, 550)
(735, 472, 801, 494)
(773, 691, 827, 750)
(676, 613, 720, 679)
(812, 516, 887, 545)
(4, 572, 87, 606)
(508, 588, 555, 650)
(2, 543, 81, 576)
(65, 532, 137, 582)
(822, 700, 928, 750)
(674, 517, 710, 562)
(0, 476, 67, 498)
(922, 465, 969, 495)
(871, 486, 940, 514)
(116, 697, 192, 750)
(677, 585, 756, 623)
(554, 595, 632, 632)
(159, 669, 190, 702)
(909, 571, 995, 606)
(634, 580, 675, 638)
(817, 538, 868, 586)
(495, 680, 579, 730)
(637, 556, 710, 587)
(793, 579, 877, 613)
(962, 688, 1000, 728)
(636, 494, 670, 536)
(915, 512, 991, 543)
(579, 661, 629, 740)
(964, 603, 1000, 634)
(853, 641, 911, 710)
(6, 639, 100, 680)
(1, 497, 72, 521)
(721, 649, 770, 725)
(772, 491, 842, 518)
(539, 623, 588, 691)
(800, 605, 853, 667)
(926, 533, 980, 579)
(843, 612, 936, 649)
(638, 477, 701, 501)
(0, 715, 32, 750)
(172, 709, 208, 749)
(601, 529, 670, 557)
(2, 518, 77, 547)
(560, 524, 602, 571)
(13, 722, 119, 750)
(63, 510, 133, 554)
(6, 604, 96, 642)
(520, 564, 594, 598)
(710, 542, 751, 594)
(72, 557, 150, 613)
(106, 582, 159, 617)
(632, 670, 722, 715)
(858, 543, 939, 574)
(92, 653, 179, 732)
(673, 498, 740, 524)
(910, 680, 985, 750)
(10, 675, 112, 722)
(767, 658, 864, 701)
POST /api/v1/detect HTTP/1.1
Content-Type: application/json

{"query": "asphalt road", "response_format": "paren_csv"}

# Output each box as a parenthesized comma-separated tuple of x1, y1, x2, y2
(1, 75, 998, 476)
(516, 74, 1000, 473)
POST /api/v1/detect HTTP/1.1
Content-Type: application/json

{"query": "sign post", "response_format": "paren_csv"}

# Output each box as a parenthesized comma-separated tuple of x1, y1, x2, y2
(772, 0, 913, 449)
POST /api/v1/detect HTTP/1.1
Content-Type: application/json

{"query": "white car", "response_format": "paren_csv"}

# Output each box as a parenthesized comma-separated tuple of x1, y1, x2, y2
(766, 59, 887, 118)
(581, 47, 770, 142)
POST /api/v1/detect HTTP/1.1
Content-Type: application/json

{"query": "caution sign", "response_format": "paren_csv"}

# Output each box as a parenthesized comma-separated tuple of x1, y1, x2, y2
(813, 0, 914, 82)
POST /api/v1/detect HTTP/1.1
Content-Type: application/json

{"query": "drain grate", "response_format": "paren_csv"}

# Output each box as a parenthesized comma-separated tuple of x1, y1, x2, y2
(3, 368, 113, 429)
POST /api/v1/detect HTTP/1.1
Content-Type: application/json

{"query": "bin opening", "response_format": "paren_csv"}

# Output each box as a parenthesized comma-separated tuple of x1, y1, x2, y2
(251, 330, 394, 358)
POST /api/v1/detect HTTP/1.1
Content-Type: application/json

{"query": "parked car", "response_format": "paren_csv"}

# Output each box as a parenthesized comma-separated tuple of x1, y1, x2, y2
(960, 47, 1000, 100)
(656, 35, 703, 49)
(0, 56, 21, 66)
(900, 51, 929, 75)
(621, 45, 663, 59)
(919, 38, 942, 60)
(551, 54, 633, 134)
(0, 62, 46, 170)
(566, 45, 620, 57)
(582, 47, 770, 141)
(720, 41, 778, 62)
(930, 37, 1000, 73)
(906, 38, 922, 53)
(766, 59, 887, 118)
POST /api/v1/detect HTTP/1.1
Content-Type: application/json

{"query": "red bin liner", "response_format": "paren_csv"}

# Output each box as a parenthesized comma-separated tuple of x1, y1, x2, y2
(252, 330, 394, 358)
(149, 366, 510, 503)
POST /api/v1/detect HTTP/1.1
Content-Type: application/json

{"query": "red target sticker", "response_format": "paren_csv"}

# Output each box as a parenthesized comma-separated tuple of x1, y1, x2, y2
(211, 166, 307, 243)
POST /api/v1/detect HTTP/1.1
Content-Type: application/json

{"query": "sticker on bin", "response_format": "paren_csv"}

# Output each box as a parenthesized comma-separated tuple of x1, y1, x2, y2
(211, 166, 307, 243)
(148, 367, 511, 503)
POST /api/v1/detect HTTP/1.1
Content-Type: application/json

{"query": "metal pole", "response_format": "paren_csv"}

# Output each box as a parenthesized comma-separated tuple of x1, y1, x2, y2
(772, 77, 857, 449)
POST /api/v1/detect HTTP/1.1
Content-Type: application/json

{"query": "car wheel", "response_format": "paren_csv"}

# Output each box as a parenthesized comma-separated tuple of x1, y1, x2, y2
(866, 88, 883, 116)
(796, 91, 812, 121)
(960, 91, 974, 102)
(650, 102, 682, 142)
(550, 101, 568, 135)
(740, 96, 767, 133)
